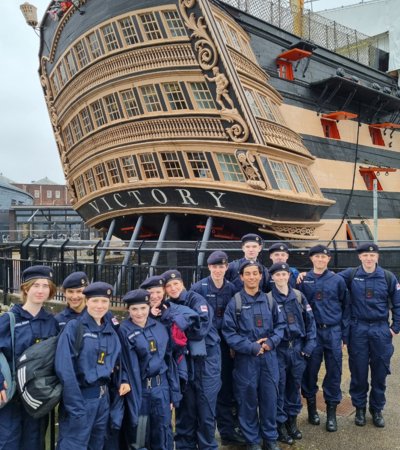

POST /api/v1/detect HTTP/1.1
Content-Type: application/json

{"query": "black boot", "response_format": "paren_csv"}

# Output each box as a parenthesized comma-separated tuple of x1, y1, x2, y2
(326, 403, 337, 432)
(246, 444, 262, 450)
(369, 407, 385, 428)
(285, 415, 302, 440)
(306, 396, 320, 425)
(277, 422, 294, 445)
(263, 441, 281, 450)
(354, 407, 366, 426)
(221, 427, 247, 445)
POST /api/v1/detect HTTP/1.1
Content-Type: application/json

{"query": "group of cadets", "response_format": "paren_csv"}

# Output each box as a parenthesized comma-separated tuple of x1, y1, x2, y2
(0, 235, 399, 450)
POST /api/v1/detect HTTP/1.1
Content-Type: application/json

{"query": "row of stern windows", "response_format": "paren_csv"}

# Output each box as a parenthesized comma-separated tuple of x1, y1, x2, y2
(72, 151, 319, 200)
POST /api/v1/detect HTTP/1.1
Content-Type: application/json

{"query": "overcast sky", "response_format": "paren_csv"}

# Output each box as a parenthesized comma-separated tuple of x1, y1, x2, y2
(1, 0, 363, 185)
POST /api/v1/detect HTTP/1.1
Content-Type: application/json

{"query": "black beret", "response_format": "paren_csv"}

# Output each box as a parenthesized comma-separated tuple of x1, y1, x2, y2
(62, 271, 89, 289)
(122, 289, 150, 305)
(308, 245, 331, 257)
(83, 282, 113, 299)
(241, 233, 262, 244)
(239, 260, 262, 274)
(161, 270, 182, 284)
(22, 265, 53, 283)
(268, 243, 289, 254)
(207, 251, 229, 265)
(269, 262, 290, 275)
(357, 242, 379, 254)
(140, 275, 165, 289)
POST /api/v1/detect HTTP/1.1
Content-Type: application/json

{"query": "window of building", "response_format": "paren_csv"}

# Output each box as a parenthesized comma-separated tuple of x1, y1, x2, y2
(70, 116, 83, 141)
(141, 85, 162, 113)
(34, 190, 40, 198)
(369, 126, 385, 146)
(119, 17, 139, 45)
(160, 152, 184, 178)
(139, 12, 162, 40)
(51, 72, 61, 95)
(215, 18, 227, 44)
(101, 24, 120, 51)
(244, 88, 262, 117)
(321, 118, 340, 139)
(47, 190, 53, 199)
(258, 94, 276, 122)
(55, 190, 61, 199)
(217, 153, 245, 182)
(190, 82, 215, 109)
(106, 160, 122, 184)
(75, 176, 86, 198)
(90, 100, 107, 127)
(121, 155, 138, 180)
(227, 26, 241, 51)
(270, 160, 292, 190)
(85, 169, 97, 192)
(94, 164, 109, 187)
(104, 93, 122, 121)
(301, 167, 319, 196)
(187, 152, 211, 178)
(287, 163, 308, 193)
(74, 40, 89, 68)
(139, 153, 159, 179)
(64, 124, 74, 148)
(119, 89, 140, 117)
(86, 32, 103, 59)
(65, 51, 78, 77)
(163, 10, 186, 37)
(80, 107, 94, 134)
(163, 82, 187, 110)
(58, 61, 69, 86)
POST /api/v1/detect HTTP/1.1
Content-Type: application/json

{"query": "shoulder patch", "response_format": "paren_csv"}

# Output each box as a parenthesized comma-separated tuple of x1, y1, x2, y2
(306, 304, 312, 312)
(200, 305, 208, 312)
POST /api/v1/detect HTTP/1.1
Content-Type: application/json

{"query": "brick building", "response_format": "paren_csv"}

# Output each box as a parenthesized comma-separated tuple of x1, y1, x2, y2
(13, 177, 71, 206)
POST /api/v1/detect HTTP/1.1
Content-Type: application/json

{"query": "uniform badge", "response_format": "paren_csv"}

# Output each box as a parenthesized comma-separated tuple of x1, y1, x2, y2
(97, 351, 106, 364)
(200, 305, 208, 312)
(149, 339, 157, 353)
(107, 289, 112, 295)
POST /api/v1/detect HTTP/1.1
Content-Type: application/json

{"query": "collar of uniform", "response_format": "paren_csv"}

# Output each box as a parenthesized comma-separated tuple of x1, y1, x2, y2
(12, 303, 53, 321)
(80, 309, 113, 333)
(310, 268, 330, 278)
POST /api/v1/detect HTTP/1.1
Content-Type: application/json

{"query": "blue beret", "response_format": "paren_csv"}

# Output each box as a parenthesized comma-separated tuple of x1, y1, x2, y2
(83, 282, 113, 299)
(269, 263, 290, 275)
(207, 251, 229, 265)
(357, 242, 379, 254)
(268, 243, 289, 254)
(140, 275, 165, 289)
(239, 260, 262, 274)
(123, 289, 150, 305)
(308, 245, 331, 257)
(161, 270, 182, 284)
(241, 233, 263, 244)
(22, 265, 53, 283)
(62, 271, 89, 289)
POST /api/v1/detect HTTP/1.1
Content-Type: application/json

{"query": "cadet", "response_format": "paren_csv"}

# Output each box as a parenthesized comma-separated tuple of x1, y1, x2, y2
(267, 243, 299, 290)
(55, 282, 125, 450)
(162, 269, 221, 450)
(55, 271, 88, 330)
(339, 243, 400, 428)
(299, 245, 349, 432)
(119, 289, 181, 450)
(269, 263, 316, 445)
(191, 251, 245, 446)
(225, 233, 269, 292)
(223, 261, 286, 450)
(0, 265, 58, 450)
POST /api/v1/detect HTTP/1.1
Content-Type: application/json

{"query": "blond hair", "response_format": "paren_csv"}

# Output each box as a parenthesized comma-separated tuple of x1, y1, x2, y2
(20, 279, 57, 303)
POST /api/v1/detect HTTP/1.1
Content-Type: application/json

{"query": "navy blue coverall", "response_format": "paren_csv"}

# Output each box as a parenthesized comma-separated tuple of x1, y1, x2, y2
(299, 269, 349, 404)
(0, 304, 58, 450)
(222, 290, 285, 444)
(226, 258, 269, 293)
(339, 265, 400, 412)
(267, 267, 299, 291)
(55, 306, 81, 330)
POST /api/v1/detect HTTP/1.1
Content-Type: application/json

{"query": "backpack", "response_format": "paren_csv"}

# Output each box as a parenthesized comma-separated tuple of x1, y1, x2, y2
(0, 311, 16, 408)
(16, 320, 84, 419)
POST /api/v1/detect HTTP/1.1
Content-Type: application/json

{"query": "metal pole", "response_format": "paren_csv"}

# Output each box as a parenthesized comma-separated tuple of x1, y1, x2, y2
(373, 178, 378, 243)
(148, 215, 171, 277)
(97, 219, 116, 269)
(197, 217, 213, 268)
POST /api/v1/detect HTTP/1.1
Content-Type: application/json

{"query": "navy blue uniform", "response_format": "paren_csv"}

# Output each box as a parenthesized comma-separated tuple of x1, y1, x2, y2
(55, 310, 121, 450)
(0, 304, 58, 450)
(226, 258, 269, 293)
(339, 265, 400, 412)
(267, 267, 299, 291)
(55, 306, 81, 330)
(222, 290, 285, 444)
(119, 316, 180, 450)
(271, 288, 316, 424)
(299, 269, 349, 404)
(170, 290, 221, 450)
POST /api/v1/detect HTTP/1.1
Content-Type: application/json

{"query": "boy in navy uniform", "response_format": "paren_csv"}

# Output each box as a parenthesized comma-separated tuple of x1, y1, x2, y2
(267, 243, 299, 290)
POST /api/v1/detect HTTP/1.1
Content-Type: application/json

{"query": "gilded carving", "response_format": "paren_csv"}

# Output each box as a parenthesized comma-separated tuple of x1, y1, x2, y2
(236, 150, 266, 190)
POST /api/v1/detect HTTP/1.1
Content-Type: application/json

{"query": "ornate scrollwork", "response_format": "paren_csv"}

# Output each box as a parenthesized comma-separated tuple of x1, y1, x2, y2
(236, 150, 266, 189)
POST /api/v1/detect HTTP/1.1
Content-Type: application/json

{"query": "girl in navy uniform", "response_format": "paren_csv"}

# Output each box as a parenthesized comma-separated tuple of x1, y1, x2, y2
(0, 265, 58, 450)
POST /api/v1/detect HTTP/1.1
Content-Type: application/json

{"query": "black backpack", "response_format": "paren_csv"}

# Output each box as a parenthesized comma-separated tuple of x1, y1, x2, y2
(16, 321, 84, 419)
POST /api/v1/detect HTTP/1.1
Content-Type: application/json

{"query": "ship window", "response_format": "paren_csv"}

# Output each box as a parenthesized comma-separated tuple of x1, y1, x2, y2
(86, 32, 103, 59)
(139, 12, 162, 40)
(321, 118, 340, 139)
(101, 24, 120, 52)
(119, 89, 140, 117)
(74, 40, 89, 68)
(286, 163, 308, 193)
(217, 153, 245, 182)
(258, 94, 276, 122)
(270, 160, 292, 190)
(141, 85, 162, 113)
(215, 18, 227, 44)
(240, 36, 254, 60)
(64, 124, 74, 148)
(161, 152, 184, 178)
(75, 176, 86, 198)
(163, 82, 187, 110)
(58, 61, 69, 86)
(94, 164, 109, 188)
(369, 126, 385, 146)
(301, 167, 319, 195)
(70, 116, 83, 141)
(51, 72, 61, 95)
(187, 152, 211, 179)
(80, 107, 94, 134)
(139, 153, 159, 179)
(85, 169, 97, 193)
(104, 93, 122, 121)
(121, 156, 138, 181)
(277, 60, 294, 81)
(244, 88, 262, 117)
(118, 17, 139, 46)
(65, 51, 78, 77)
(90, 100, 107, 127)
(163, 10, 186, 37)
(190, 82, 215, 109)
(106, 160, 122, 184)
(227, 26, 241, 51)
(271, 101, 286, 125)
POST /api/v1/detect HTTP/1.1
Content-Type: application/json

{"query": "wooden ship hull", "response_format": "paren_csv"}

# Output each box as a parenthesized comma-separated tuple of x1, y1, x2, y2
(38, 0, 400, 242)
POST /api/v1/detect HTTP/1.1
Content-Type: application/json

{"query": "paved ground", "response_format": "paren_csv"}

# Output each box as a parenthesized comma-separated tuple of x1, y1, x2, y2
(220, 341, 400, 450)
